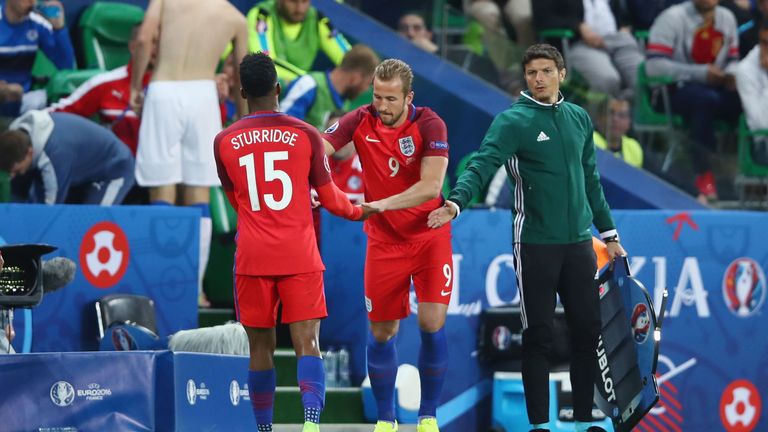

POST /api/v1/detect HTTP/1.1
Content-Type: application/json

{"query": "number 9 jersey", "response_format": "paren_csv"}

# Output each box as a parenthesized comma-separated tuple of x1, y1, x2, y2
(213, 111, 333, 276)
(323, 104, 450, 243)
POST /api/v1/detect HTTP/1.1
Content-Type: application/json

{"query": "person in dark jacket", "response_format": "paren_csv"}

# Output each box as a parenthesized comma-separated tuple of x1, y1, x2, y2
(429, 44, 626, 432)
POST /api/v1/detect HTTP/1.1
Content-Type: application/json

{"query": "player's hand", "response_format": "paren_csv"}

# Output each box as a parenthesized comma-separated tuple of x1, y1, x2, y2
(40, 0, 65, 30)
(427, 202, 456, 229)
(129, 87, 145, 116)
(356, 203, 380, 221)
(362, 200, 387, 213)
(0, 81, 23, 103)
(606, 241, 626, 260)
(310, 189, 321, 209)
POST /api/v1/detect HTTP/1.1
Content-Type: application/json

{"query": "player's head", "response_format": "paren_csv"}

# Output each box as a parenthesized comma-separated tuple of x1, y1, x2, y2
(239, 52, 280, 110)
(277, 0, 311, 24)
(7, 0, 35, 18)
(0, 130, 34, 178)
(337, 44, 380, 100)
(397, 13, 432, 42)
(372, 59, 414, 127)
(522, 44, 566, 104)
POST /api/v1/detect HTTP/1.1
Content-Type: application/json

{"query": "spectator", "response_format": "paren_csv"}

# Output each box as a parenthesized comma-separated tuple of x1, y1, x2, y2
(593, 98, 644, 168)
(245, 0, 351, 83)
(48, 25, 154, 155)
(0, 111, 134, 205)
(130, 0, 248, 307)
(735, 18, 768, 163)
(397, 12, 439, 54)
(646, 0, 742, 203)
(396, 12, 502, 87)
(280, 44, 379, 130)
(0, 0, 75, 117)
(467, 0, 534, 80)
(533, 0, 644, 99)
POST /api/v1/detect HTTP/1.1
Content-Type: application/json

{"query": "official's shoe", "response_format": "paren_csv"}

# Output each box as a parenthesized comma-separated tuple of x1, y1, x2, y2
(373, 420, 398, 432)
(416, 417, 439, 432)
(302, 421, 320, 432)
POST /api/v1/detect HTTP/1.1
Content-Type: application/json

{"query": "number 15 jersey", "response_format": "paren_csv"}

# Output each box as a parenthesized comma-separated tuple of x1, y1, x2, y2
(324, 104, 450, 243)
(214, 111, 332, 276)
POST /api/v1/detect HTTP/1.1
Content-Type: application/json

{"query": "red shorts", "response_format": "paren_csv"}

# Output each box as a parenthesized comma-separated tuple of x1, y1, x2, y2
(364, 234, 453, 321)
(235, 271, 327, 328)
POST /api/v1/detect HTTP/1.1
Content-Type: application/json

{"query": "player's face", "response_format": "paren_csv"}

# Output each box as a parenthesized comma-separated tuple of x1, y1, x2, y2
(9, 147, 33, 178)
(278, 0, 310, 24)
(342, 72, 373, 100)
(9, 0, 35, 16)
(524, 58, 565, 104)
(373, 77, 413, 127)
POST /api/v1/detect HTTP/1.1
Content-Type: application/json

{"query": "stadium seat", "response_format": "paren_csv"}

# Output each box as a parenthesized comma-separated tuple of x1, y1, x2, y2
(735, 115, 768, 208)
(633, 62, 683, 172)
(79, 2, 144, 70)
(45, 68, 102, 103)
(95, 294, 157, 340)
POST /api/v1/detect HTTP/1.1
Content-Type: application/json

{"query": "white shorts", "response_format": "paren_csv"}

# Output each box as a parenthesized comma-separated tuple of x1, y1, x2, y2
(135, 80, 222, 187)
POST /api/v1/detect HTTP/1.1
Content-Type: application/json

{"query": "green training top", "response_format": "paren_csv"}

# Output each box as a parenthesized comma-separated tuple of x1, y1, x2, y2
(448, 91, 616, 244)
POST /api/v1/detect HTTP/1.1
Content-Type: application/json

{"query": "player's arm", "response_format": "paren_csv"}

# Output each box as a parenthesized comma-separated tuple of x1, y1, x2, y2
(130, 0, 162, 113)
(365, 156, 447, 212)
(322, 108, 360, 156)
(229, 7, 249, 119)
(309, 129, 364, 220)
(213, 135, 239, 212)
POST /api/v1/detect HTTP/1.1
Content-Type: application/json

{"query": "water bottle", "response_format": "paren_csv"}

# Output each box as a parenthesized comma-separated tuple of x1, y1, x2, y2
(323, 346, 338, 388)
(337, 346, 350, 387)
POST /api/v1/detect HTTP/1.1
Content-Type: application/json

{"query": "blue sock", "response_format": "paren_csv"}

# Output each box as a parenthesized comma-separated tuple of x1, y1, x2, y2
(574, 421, 592, 432)
(418, 328, 448, 417)
(531, 422, 551, 430)
(367, 332, 398, 422)
(297, 356, 325, 423)
(248, 369, 276, 429)
(150, 200, 172, 206)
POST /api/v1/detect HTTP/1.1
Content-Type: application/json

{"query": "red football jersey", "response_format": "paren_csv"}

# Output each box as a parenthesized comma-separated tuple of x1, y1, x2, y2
(214, 111, 332, 275)
(330, 153, 364, 203)
(324, 104, 450, 242)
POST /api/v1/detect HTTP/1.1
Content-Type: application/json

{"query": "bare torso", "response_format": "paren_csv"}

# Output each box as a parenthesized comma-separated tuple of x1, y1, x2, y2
(152, 0, 244, 81)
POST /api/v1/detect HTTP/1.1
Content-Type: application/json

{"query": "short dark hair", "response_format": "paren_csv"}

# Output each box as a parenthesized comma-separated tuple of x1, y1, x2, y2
(340, 44, 380, 76)
(522, 44, 566, 71)
(240, 52, 278, 98)
(0, 130, 31, 172)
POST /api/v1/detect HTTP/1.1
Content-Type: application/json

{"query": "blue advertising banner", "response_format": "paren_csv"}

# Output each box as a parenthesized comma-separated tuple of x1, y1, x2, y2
(0, 204, 199, 352)
(0, 351, 165, 431)
(321, 209, 768, 432)
(172, 353, 255, 431)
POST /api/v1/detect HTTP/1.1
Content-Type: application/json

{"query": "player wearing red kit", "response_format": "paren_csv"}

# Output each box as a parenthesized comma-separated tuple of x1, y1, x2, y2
(323, 59, 451, 432)
(213, 52, 371, 432)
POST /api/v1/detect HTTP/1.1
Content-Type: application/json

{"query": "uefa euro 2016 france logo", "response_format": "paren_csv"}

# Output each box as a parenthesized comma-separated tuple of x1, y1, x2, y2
(492, 325, 512, 351)
(722, 258, 767, 317)
(630, 303, 651, 344)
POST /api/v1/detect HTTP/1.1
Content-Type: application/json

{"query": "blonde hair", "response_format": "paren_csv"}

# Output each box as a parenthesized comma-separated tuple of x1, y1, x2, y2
(374, 58, 413, 95)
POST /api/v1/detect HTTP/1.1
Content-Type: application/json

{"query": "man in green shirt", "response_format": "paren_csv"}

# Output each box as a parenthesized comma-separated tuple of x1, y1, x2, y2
(279, 44, 379, 130)
(246, 0, 351, 83)
(429, 44, 626, 432)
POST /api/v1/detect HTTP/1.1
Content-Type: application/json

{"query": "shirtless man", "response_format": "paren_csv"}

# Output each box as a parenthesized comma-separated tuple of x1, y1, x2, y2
(130, 0, 248, 305)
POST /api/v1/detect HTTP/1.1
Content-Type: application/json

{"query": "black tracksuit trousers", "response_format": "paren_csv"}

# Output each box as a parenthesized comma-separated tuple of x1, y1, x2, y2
(513, 240, 601, 424)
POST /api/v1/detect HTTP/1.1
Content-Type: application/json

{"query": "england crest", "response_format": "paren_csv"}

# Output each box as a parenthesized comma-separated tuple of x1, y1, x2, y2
(399, 136, 415, 156)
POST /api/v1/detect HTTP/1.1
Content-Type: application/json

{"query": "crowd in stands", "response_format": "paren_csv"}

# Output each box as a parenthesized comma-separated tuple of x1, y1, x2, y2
(1, 0, 768, 277)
